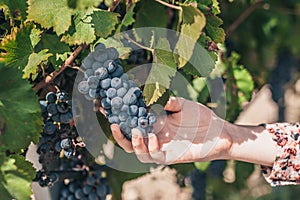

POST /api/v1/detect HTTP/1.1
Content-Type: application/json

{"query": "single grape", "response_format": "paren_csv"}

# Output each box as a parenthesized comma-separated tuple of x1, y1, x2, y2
(87, 76, 100, 89)
(83, 185, 92, 195)
(57, 91, 68, 102)
(107, 61, 117, 73)
(108, 115, 120, 124)
(101, 98, 111, 109)
(61, 188, 70, 198)
(60, 138, 72, 149)
(111, 97, 123, 109)
(119, 122, 131, 134)
(46, 92, 57, 103)
(106, 47, 119, 60)
(78, 81, 89, 95)
(94, 67, 108, 80)
(47, 103, 58, 116)
(128, 105, 138, 116)
(120, 104, 129, 112)
(96, 185, 107, 198)
(86, 176, 96, 186)
(75, 188, 84, 199)
(100, 78, 111, 89)
(88, 89, 97, 98)
(68, 182, 77, 193)
(99, 89, 107, 98)
(118, 111, 128, 122)
(51, 114, 60, 122)
(111, 77, 122, 89)
(106, 88, 117, 98)
(57, 102, 69, 113)
(94, 49, 108, 62)
(94, 43, 106, 51)
(111, 106, 120, 115)
(138, 117, 149, 128)
(81, 54, 94, 69)
(44, 121, 57, 135)
(120, 73, 129, 81)
(92, 61, 102, 71)
(147, 113, 157, 125)
(49, 173, 58, 183)
(110, 65, 123, 78)
(60, 112, 73, 124)
(55, 141, 62, 152)
(126, 116, 138, 128)
(67, 195, 76, 200)
(123, 92, 137, 105)
(138, 107, 147, 117)
(84, 69, 94, 79)
(117, 87, 127, 98)
(64, 148, 74, 159)
(88, 192, 98, 200)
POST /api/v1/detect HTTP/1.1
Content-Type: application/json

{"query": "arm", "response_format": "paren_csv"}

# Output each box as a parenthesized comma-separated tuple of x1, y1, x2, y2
(111, 97, 277, 166)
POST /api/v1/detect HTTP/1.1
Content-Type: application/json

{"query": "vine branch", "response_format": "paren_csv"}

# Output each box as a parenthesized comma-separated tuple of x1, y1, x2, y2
(123, 34, 154, 53)
(33, 44, 88, 91)
(225, 0, 263, 38)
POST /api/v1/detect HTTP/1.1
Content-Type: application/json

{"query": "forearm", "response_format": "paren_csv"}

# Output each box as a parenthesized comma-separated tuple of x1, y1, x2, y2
(224, 122, 277, 166)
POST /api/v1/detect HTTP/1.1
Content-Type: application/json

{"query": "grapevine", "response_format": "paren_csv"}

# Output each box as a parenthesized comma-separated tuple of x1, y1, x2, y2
(2, 0, 291, 199)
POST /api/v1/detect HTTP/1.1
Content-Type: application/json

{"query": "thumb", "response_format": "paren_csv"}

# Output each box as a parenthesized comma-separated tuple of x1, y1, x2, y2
(164, 96, 185, 112)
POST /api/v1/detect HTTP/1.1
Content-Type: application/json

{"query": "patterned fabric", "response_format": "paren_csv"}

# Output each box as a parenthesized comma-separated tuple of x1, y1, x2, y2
(261, 122, 300, 186)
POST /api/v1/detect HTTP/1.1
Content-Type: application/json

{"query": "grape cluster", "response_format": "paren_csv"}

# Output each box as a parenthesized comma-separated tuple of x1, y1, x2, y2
(77, 44, 157, 139)
(36, 91, 86, 180)
(59, 168, 111, 200)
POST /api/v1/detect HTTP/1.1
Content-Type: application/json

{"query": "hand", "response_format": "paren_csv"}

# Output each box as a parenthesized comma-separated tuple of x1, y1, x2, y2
(110, 97, 233, 164)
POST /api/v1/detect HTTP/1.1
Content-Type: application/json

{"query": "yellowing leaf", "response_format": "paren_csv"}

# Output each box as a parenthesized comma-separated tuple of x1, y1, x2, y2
(91, 9, 120, 38)
(22, 49, 52, 79)
(27, 0, 73, 35)
(176, 5, 206, 68)
(144, 38, 176, 105)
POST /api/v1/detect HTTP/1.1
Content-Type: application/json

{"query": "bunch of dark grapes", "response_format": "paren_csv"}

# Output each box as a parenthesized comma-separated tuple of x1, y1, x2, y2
(77, 43, 156, 139)
(38, 91, 84, 163)
(59, 168, 111, 200)
(36, 91, 86, 187)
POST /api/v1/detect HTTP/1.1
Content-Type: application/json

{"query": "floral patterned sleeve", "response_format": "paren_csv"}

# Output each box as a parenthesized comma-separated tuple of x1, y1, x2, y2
(261, 122, 300, 186)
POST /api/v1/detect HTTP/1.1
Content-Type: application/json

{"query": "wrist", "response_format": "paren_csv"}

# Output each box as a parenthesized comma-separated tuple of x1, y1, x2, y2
(226, 123, 277, 166)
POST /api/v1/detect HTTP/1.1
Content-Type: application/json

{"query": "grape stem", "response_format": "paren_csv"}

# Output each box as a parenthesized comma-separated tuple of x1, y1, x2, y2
(123, 34, 154, 53)
(155, 0, 182, 11)
(34, 44, 88, 91)
(108, 0, 122, 12)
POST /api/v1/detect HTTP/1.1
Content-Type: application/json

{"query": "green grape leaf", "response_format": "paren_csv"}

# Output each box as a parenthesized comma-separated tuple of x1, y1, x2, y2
(91, 9, 120, 38)
(0, 0, 28, 21)
(27, 0, 73, 35)
(120, 4, 136, 27)
(0, 154, 35, 200)
(144, 38, 176, 105)
(22, 49, 52, 79)
(212, 0, 221, 15)
(62, 8, 96, 45)
(35, 33, 71, 66)
(0, 25, 34, 69)
(182, 40, 215, 77)
(133, 0, 167, 47)
(0, 66, 42, 152)
(176, 5, 206, 68)
(206, 15, 225, 43)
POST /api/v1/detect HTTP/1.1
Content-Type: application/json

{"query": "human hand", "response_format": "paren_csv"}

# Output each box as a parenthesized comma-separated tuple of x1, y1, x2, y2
(110, 97, 233, 164)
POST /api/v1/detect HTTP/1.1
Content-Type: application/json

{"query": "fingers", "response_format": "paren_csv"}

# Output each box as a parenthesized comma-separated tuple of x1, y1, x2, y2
(111, 124, 134, 153)
(131, 129, 153, 163)
(164, 96, 184, 112)
(148, 133, 165, 163)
